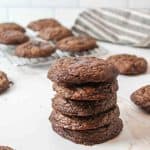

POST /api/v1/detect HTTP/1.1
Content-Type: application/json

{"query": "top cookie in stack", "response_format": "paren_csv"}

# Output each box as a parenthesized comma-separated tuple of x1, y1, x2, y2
(48, 57, 123, 145)
(48, 57, 118, 84)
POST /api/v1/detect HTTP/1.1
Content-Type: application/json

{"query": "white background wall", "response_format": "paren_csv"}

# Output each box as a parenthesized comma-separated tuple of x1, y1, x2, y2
(0, 0, 150, 27)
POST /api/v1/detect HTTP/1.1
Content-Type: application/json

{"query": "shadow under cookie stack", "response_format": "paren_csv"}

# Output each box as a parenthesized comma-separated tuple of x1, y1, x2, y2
(48, 57, 123, 145)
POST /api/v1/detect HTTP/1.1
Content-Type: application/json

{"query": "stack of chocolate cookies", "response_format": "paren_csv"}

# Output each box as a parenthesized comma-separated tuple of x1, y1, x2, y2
(48, 57, 123, 145)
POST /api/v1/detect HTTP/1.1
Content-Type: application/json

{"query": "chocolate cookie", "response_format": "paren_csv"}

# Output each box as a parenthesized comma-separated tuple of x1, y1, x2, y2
(56, 36, 98, 52)
(107, 54, 147, 75)
(52, 95, 117, 116)
(131, 85, 150, 113)
(50, 106, 120, 130)
(0, 71, 10, 93)
(15, 40, 55, 58)
(0, 23, 25, 32)
(51, 118, 123, 145)
(0, 146, 13, 150)
(0, 30, 29, 45)
(39, 26, 73, 42)
(27, 18, 61, 31)
(53, 80, 118, 100)
(48, 57, 119, 84)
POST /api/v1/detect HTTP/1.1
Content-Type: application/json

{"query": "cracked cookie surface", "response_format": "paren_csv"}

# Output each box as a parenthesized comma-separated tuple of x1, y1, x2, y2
(48, 57, 119, 84)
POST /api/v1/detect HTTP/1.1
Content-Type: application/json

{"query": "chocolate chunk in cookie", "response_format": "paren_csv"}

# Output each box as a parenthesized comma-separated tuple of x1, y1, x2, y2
(39, 26, 73, 42)
(48, 57, 119, 84)
(53, 80, 118, 100)
(0, 146, 13, 150)
(15, 40, 55, 58)
(27, 18, 61, 31)
(51, 118, 123, 145)
(52, 95, 117, 116)
(107, 54, 147, 75)
(0, 23, 25, 32)
(56, 36, 98, 52)
(0, 30, 29, 45)
(0, 71, 10, 94)
(50, 106, 120, 130)
(131, 85, 150, 113)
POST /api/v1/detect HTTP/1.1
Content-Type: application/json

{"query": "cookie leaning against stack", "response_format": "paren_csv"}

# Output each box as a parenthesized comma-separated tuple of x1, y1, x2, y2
(48, 57, 123, 145)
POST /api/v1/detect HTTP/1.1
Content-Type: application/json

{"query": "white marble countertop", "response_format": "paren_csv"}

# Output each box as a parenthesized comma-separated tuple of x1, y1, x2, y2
(0, 42, 149, 150)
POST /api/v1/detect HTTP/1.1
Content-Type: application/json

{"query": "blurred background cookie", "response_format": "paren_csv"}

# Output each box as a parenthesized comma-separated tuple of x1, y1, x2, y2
(107, 54, 148, 75)
(15, 40, 55, 58)
(27, 18, 61, 31)
(0, 146, 14, 150)
(0, 30, 29, 45)
(55, 36, 98, 57)
(0, 23, 25, 33)
(38, 26, 73, 42)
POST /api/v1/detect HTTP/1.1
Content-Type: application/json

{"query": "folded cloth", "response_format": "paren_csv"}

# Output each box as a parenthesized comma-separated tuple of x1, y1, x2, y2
(72, 8, 150, 48)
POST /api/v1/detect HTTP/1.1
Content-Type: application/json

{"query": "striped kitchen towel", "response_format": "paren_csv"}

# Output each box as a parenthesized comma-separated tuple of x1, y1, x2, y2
(72, 8, 150, 48)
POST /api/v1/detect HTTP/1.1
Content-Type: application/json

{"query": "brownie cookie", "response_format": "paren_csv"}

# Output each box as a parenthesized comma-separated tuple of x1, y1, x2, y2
(131, 85, 150, 113)
(0, 23, 25, 32)
(0, 71, 10, 93)
(27, 18, 61, 31)
(15, 40, 55, 58)
(52, 118, 123, 145)
(56, 36, 98, 52)
(50, 106, 119, 130)
(52, 95, 117, 116)
(48, 57, 119, 84)
(53, 80, 118, 100)
(0, 146, 13, 150)
(39, 26, 73, 42)
(107, 54, 147, 75)
(0, 30, 29, 45)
